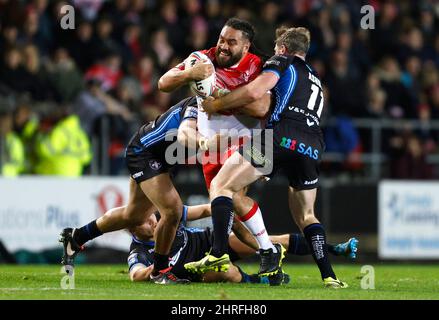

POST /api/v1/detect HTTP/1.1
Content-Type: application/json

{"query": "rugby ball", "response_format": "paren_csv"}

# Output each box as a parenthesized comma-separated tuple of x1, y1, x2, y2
(184, 51, 216, 97)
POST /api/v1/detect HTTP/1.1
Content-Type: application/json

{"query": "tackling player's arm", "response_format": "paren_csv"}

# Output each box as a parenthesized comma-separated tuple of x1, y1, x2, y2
(176, 104, 209, 151)
(202, 55, 289, 115)
(202, 72, 278, 114)
(235, 92, 271, 118)
(177, 113, 232, 153)
(185, 204, 211, 221)
(158, 59, 214, 92)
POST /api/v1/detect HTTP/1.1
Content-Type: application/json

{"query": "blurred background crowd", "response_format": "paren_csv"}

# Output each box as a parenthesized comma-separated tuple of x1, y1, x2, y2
(0, 0, 439, 179)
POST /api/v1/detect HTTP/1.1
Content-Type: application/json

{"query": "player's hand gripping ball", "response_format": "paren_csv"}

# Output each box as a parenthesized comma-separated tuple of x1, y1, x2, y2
(184, 51, 216, 98)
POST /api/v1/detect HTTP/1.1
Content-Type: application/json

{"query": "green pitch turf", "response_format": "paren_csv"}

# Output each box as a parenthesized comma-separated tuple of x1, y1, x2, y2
(0, 264, 438, 300)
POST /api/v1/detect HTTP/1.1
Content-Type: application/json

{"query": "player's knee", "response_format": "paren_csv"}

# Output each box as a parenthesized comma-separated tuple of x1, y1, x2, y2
(210, 177, 236, 199)
(209, 177, 225, 197)
(122, 207, 148, 227)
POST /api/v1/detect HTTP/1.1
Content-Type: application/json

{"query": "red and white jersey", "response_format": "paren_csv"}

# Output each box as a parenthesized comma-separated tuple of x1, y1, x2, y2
(175, 47, 263, 138)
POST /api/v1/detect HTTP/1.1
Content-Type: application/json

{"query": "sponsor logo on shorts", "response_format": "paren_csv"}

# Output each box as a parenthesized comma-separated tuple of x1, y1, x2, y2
(304, 178, 319, 185)
(149, 160, 162, 170)
(279, 137, 319, 160)
(132, 171, 144, 179)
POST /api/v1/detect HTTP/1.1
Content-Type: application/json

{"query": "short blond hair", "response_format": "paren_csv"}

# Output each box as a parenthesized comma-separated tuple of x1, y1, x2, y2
(275, 26, 311, 55)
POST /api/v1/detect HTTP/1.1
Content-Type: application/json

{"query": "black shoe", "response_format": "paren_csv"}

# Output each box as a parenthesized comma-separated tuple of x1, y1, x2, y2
(59, 228, 83, 268)
(150, 267, 190, 285)
(267, 268, 290, 286)
(258, 243, 286, 277)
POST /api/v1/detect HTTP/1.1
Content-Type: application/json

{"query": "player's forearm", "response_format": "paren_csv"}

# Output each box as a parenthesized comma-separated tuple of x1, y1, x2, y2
(236, 93, 271, 118)
(177, 120, 201, 151)
(213, 85, 258, 112)
(158, 69, 193, 92)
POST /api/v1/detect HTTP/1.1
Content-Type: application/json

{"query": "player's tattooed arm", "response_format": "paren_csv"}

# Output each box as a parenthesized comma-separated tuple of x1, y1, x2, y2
(158, 60, 214, 92)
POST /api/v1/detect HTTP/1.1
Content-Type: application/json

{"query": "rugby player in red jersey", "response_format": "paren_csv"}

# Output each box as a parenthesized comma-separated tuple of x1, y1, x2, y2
(159, 18, 285, 279)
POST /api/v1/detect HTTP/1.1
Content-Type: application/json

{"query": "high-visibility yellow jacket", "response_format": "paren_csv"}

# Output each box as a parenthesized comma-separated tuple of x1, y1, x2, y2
(34, 115, 92, 176)
(1, 132, 25, 177)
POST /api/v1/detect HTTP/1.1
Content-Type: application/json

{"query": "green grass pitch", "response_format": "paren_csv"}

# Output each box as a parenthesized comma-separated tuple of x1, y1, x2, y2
(1, 264, 439, 300)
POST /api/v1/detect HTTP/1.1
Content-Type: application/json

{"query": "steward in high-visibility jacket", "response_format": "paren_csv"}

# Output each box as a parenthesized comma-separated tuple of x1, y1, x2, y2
(1, 131, 25, 177)
(34, 114, 92, 176)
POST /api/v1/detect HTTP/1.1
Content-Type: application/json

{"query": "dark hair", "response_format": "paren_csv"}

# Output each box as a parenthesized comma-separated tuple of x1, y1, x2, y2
(225, 17, 255, 43)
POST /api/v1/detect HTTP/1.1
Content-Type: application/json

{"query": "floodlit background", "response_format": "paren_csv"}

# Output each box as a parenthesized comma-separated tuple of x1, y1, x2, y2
(1, 0, 439, 265)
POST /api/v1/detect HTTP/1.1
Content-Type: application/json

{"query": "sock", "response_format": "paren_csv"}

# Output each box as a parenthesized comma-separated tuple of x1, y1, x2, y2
(153, 252, 169, 273)
(211, 196, 234, 257)
(327, 243, 337, 255)
(74, 220, 103, 246)
(237, 266, 266, 284)
(288, 233, 311, 255)
(303, 223, 336, 280)
(239, 202, 276, 252)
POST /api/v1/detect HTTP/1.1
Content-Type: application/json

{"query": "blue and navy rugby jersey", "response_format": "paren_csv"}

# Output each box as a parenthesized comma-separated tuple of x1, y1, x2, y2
(263, 55, 324, 132)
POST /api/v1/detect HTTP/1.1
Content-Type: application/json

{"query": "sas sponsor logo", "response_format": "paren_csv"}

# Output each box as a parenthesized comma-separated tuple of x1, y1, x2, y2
(279, 137, 319, 160)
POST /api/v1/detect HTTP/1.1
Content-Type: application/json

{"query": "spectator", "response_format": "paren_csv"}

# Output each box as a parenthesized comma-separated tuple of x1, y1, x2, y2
(252, 1, 280, 56)
(85, 52, 123, 92)
(325, 49, 365, 117)
(375, 56, 414, 118)
(0, 24, 19, 55)
(34, 104, 91, 176)
(92, 16, 120, 60)
(390, 134, 434, 180)
(150, 29, 174, 69)
(119, 22, 143, 64)
(0, 47, 29, 95)
(21, 44, 52, 100)
(68, 19, 96, 71)
(47, 47, 84, 103)
(135, 55, 159, 97)
(12, 99, 39, 173)
(74, 78, 134, 139)
(0, 110, 25, 177)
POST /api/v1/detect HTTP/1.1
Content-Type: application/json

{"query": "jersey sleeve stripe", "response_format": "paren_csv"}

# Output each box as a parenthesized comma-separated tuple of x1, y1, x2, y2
(272, 64, 297, 122)
(182, 205, 188, 225)
(140, 108, 181, 144)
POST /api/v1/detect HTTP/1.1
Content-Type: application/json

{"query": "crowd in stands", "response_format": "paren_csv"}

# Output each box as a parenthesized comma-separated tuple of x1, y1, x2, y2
(0, 0, 438, 178)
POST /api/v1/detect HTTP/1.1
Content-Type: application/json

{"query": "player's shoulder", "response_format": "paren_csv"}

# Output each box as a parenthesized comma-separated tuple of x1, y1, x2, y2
(264, 54, 291, 67)
(292, 57, 319, 77)
(238, 52, 262, 71)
